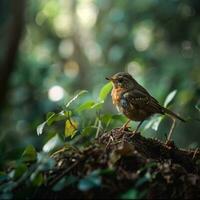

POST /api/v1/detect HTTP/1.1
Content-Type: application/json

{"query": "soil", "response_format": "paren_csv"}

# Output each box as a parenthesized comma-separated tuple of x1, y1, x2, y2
(35, 128, 200, 199)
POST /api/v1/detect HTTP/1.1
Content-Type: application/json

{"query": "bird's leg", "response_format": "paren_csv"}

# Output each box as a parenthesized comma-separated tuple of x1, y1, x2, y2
(133, 120, 144, 134)
(119, 119, 131, 132)
(166, 117, 176, 143)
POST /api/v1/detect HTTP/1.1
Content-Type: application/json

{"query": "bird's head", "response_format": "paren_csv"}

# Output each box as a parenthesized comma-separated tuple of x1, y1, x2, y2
(106, 72, 136, 90)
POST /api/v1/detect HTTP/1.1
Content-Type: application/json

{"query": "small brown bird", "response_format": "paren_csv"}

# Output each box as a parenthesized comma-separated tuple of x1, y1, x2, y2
(106, 72, 185, 142)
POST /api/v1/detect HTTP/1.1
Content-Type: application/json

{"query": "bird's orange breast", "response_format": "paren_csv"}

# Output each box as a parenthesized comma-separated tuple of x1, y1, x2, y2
(111, 87, 125, 106)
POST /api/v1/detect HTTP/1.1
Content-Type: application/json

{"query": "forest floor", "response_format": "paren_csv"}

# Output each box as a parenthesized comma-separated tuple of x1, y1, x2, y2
(35, 128, 200, 199)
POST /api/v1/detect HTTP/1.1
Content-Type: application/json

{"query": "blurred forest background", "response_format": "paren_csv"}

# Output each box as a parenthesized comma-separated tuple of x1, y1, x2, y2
(0, 0, 200, 167)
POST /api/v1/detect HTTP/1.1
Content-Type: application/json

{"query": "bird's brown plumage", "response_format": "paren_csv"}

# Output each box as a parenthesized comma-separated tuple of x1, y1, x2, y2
(106, 72, 185, 135)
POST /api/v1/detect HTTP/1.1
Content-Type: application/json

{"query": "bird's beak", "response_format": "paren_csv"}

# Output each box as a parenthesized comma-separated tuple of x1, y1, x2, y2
(105, 77, 113, 81)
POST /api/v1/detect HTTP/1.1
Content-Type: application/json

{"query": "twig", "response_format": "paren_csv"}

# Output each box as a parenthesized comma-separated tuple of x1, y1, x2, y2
(192, 148, 199, 160)
(166, 117, 176, 142)
(95, 119, 102, 139)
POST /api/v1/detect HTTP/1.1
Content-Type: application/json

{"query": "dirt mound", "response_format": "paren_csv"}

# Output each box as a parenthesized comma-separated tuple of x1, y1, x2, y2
(35, 129, 200, 199)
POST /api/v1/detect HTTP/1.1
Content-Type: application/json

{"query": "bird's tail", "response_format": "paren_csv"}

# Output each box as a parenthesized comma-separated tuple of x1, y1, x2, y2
(163, 107, 186, 122)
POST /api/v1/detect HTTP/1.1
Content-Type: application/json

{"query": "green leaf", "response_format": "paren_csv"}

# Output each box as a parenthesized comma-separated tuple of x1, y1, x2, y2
(121, 189, 139, 200)
(81, 126, 96, 136)
(43, 134, 64, 153)
(46, 112, 56, 125)
(31, 172, 44, 186)
(13, 163, 27, 181)
(65, 90, 88, 109)
(90, 101, 104, 110)
(47, 112, 66, 125)
(46, 112, 56, 121)
(99, 82, 112, 101)
(164, 90, 177, 107)
(0, 172, 8, 183)
(145, 115, 164, 131)
(151, 116, 163, 131)
(76, 100, 96, 112)
(112, 114, 126, 122)
(65, 119, 78, 138)
(37, 111, 67, 135)
(37, 122, 46, 136)
(195, 100, 200, 112)
(37, 153, 55, 171)
(100, 114, 113, 124)
(78, 170, 102, 192)
(21, 145, 37, 162)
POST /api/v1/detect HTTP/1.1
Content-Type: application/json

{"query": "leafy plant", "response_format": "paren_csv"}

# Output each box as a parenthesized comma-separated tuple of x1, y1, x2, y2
(0, 83, 115, 199)
(36, 82, 113, 140)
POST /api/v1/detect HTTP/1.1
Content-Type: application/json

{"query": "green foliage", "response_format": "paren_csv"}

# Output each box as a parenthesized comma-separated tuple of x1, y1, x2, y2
(78, 170, 102, 192)
(0, 83, 118, 198)
(12, 163, 27, 181)
(164, 90, 177, 108)
(30, 172, 44, 187)
(99, 82, 112, 102)
(65, 90, 88, 109)
(0, 150, 55, 199)
(65, 119, 78, 138)
(121, 189, 139, 200)
(42, 134, 64, 152)
(76, 100, 96, 113)
(195, 100, 200, 112)
(21, 145, 37, 162)
(36, 81, 114, 139)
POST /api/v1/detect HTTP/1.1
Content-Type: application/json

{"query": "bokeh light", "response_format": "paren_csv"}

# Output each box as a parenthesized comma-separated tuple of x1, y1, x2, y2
(59, 39, 74, 58)
(48, 85, 65, 102)
(126, 61, 142, 77)
(133, 23, 153, 52)
(76, 0, 98, 28)
(53, 14, 72, 37)
(64, 60, 80, 78)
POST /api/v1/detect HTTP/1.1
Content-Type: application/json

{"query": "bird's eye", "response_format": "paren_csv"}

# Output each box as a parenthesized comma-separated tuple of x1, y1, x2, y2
(118, 78, 123, 83)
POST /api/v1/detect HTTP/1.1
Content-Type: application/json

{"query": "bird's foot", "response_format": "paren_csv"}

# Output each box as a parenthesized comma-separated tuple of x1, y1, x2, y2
(118, 125, 131, 132)
(118, 119, 131, 133)
(117, 126, 131, 140)
(129, 129, 140, 138)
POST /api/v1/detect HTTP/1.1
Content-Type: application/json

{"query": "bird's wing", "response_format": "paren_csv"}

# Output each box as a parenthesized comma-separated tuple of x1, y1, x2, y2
(122, 89, 150, 107)
(122, 89, 163, 113)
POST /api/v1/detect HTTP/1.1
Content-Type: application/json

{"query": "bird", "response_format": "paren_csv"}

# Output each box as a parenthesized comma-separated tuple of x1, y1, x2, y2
(106, 72, 186, 142)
